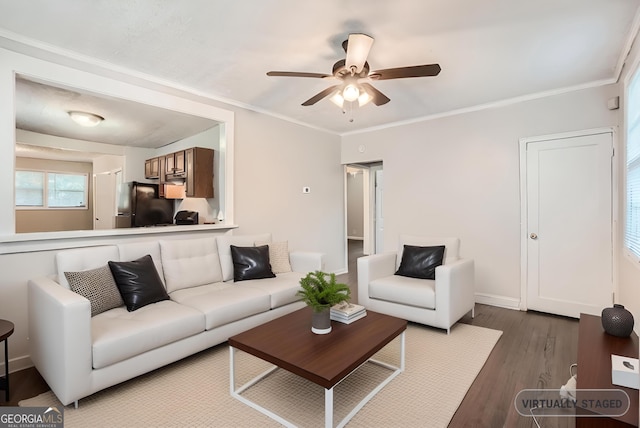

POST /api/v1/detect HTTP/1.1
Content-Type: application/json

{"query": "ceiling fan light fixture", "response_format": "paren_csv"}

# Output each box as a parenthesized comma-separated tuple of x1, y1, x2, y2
(342, 84, 360, 102)
(330, 92, 345, 108)
(358, 90, 373, 107)
(68, 110, 104, 127)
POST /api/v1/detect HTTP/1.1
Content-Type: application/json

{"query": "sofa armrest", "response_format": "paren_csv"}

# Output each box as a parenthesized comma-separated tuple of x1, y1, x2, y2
(357, 252, 397, 305)
(434, 259, 475, 323)
(289, 251, 325, 273)
(28, 277, 93, 406)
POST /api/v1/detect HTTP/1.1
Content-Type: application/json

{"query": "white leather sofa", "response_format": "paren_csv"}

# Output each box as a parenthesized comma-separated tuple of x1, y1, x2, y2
(357, 236, 475, 334)
(28, 233, 323, 407)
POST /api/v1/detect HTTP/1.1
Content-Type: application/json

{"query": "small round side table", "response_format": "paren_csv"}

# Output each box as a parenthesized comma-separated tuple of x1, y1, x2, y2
(0, 319, 14, 402)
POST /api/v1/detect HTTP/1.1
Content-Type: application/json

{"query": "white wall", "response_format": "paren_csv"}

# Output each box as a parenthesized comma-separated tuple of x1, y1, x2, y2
(342, 84, 620, 307)
(229, 108, 344, 272)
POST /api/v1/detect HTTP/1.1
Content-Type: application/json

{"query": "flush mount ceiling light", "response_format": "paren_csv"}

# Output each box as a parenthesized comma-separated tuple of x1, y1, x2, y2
(68, 111, 104, 127)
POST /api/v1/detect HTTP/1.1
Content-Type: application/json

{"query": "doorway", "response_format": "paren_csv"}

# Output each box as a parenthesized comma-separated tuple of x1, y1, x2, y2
(520, 128, 615, 318)
(344, 162, 383, 272)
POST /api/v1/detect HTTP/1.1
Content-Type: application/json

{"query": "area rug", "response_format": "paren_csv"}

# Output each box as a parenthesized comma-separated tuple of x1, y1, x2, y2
(20, 323, 502, 427)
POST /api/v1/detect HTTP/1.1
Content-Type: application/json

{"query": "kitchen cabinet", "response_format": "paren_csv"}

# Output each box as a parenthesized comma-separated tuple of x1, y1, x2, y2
(144, 157, 160, 179)
(165, 151, 186, 177)
(185, 147, 214, 198)
(144, 147, 213, 198)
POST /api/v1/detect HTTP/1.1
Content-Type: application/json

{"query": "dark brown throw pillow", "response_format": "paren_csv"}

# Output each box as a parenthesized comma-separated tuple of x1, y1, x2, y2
(230, 245, 276, 282)
(108, 254, 169, 311)
(395, 245, 446, 280)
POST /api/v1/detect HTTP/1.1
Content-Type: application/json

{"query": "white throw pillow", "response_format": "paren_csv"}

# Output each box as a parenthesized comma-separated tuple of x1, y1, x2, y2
(255, 240, 292, 274)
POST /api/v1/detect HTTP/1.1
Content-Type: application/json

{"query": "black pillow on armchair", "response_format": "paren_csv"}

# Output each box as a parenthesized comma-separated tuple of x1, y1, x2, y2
(395, 245, 446, 280)
(230, 245, 276, 281)
(108, 254, 169, 311)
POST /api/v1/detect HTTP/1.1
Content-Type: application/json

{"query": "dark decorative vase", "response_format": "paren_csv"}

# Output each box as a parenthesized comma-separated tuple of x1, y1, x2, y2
(601, 304, 635, 338)
(311, 307, 332, 335)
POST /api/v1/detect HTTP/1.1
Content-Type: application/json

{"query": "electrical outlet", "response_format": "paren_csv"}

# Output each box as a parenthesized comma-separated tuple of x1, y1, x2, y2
(302, 187, 311, 194)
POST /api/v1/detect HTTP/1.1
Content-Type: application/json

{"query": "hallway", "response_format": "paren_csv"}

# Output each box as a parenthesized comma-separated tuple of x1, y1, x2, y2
(336, 239, 364, 303)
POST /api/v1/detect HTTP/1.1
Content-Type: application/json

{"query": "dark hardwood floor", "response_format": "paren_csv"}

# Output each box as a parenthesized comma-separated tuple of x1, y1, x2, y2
(3, 240, 580, 428)
(0, 364, 48, 407)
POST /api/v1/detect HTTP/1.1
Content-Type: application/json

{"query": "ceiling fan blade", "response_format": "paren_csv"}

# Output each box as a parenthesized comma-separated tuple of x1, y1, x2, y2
(369, 64, 441, 80)
(345, 33, 374, 74)
(267, 71, 332, 78)
(361, 83, 390, 106)
(301, 85, 341, 106)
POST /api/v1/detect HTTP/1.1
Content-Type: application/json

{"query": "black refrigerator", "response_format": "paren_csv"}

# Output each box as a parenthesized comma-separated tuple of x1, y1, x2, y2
(116, 181, 174, 228)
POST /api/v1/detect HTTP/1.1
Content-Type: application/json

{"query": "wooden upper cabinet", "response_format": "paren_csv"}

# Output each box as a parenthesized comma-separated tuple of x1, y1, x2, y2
(165, 150, 186, 177)
(146, 147, 213, 198)
(144, 157, 160, 179)
(185, 147, 214, 198)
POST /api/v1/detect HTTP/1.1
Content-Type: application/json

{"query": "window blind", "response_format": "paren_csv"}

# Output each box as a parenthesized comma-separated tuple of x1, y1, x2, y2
(626, 70, 640, 258)
(15, 170, 87, 209)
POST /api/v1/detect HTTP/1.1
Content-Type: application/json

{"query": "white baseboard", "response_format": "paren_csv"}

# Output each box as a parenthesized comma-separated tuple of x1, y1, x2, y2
(1, 354, 34, 375)
(475, 293, 521, 310)
(332, 268, 348, 275)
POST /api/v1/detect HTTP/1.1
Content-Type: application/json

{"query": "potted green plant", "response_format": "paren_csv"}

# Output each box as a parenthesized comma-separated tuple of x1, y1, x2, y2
(296, 271, 351, 334)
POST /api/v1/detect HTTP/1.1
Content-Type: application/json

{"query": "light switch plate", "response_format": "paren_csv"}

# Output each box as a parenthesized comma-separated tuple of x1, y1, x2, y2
(302, 187, 310, 194)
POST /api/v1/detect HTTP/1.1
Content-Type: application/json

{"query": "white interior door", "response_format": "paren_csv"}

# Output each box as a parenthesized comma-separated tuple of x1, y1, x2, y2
(93, 171, 117, 230)
(524, 130, 613, 318)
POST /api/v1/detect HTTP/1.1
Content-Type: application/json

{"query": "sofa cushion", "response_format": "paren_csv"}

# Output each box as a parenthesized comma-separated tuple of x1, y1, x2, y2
(369, 275, 436, 310)
(217, 234, 272, 281)
(56, 245, 119, 289)
(109, 255, 170, 311)
(159, 238, 223, 293)
(231, 245, 276, 281)
(395, 245, 445, 280)
(240, 271, 303, 308)
(397, 236, 460, 267)
(64, 265, 124, 316)
(255, 241, 292, 274)
(117, 241, 165, 285)
(91, 300, 205, 369)
(170, 283, 271, 330)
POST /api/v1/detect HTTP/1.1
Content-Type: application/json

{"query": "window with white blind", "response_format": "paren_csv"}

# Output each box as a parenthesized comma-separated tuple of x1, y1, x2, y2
(15, 170, 88, 209)
(626, 69, 640, 258)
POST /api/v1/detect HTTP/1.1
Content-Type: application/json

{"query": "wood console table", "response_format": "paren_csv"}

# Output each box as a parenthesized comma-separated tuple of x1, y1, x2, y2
(576, 314, 638, 427)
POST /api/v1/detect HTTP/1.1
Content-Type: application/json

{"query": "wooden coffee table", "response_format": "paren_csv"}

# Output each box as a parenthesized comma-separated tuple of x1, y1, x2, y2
(228, 307, 407, 428)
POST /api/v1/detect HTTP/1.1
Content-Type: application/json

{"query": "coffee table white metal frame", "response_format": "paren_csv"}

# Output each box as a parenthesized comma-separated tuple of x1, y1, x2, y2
(230, 331, 405, 428)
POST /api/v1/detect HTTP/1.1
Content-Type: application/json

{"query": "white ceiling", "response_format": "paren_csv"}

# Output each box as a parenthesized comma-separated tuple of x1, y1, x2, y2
(1, 0, 639, 138)
(15, 78, 219, 148)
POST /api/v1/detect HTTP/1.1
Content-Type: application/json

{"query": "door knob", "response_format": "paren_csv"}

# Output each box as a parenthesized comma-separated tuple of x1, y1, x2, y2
(530, 233, 538, 240)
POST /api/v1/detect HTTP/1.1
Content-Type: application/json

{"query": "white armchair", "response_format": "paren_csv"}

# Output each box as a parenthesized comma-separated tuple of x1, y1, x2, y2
(357, 236, 475, 334)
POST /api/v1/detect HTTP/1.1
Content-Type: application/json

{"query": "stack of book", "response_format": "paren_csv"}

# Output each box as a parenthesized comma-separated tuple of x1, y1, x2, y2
(330, 302, 367, 324)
